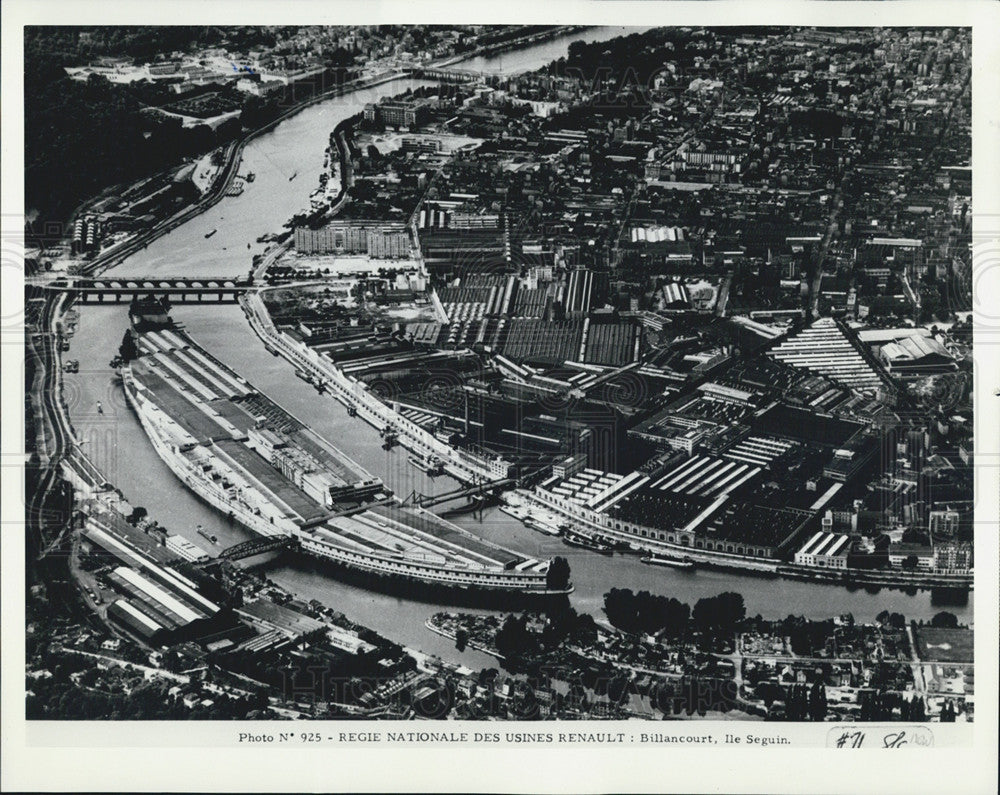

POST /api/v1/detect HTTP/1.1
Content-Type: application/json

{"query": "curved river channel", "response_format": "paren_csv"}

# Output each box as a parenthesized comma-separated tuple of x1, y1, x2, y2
(64, 28, 972, 670)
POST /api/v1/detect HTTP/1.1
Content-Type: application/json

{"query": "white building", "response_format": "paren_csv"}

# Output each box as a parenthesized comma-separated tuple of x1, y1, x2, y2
(165, 534, 211, 564)
(794, 531, 851, 569)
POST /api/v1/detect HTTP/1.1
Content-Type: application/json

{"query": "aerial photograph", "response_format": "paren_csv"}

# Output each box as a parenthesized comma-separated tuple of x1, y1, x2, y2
(23, 24, 974, 723)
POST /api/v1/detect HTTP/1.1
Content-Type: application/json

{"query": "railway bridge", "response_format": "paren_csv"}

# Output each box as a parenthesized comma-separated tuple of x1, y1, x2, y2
(199, 534, 297, 565)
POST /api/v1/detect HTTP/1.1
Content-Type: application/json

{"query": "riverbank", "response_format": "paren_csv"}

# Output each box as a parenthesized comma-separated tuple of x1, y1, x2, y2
(57, 303, 975, 672)
(424, 617, 506, 661)
(240, 290, 506, 485)
(86, 71, 415, 276)
(519, 488, 972, 593)
(430, 25, 590, 69)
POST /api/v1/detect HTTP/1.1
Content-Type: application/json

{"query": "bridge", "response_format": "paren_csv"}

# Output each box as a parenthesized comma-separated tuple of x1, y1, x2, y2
(201, 534, 297, 565)
(403, 477, 516, 509)
(46, 276, 254, 304)
(413, 66, 484, 84)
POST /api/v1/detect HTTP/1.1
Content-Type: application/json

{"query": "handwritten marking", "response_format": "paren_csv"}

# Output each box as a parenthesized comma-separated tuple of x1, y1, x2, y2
(828, 726, 934, 749)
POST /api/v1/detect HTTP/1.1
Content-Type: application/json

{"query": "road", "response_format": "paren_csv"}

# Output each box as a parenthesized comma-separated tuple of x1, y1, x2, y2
(808, 190, 844, 318)
(26, 288, 111, 560)
(25, 291, 74, 558)
(251, 241, 292, 281)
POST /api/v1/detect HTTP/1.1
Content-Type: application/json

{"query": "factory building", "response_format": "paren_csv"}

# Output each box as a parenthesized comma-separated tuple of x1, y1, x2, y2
(794, 531, 851, 569)
(294, 221, 411, 258)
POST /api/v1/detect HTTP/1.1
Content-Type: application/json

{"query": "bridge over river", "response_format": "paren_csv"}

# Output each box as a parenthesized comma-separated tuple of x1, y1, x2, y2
(403, 477, 517, 509)
(197, 534, 298, 566)
(44, 276, 254, 304)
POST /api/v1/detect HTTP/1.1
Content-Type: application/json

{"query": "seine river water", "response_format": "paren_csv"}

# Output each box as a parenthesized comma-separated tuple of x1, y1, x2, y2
(64, 28, 972, 670)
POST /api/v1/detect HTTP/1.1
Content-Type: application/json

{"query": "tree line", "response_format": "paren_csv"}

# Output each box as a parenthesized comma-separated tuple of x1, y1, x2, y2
(603, 588, 746, 637)
(24, 28, 356, 242)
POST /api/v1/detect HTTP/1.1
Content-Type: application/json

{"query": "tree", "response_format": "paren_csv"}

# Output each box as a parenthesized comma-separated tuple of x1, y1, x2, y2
(545, 556, 570, 591)
(118, 331, 139, 364)
(901, 555, 919, 571)
(494, 614, 534, 660)
(930, 611, 958, 629)
(693, 592, 746, 632)
(454, 628, 468, 653)
(809, 679, 828, 721)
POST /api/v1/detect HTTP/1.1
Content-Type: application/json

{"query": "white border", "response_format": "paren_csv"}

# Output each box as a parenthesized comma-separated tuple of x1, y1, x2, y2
(2, 2, 998, 793)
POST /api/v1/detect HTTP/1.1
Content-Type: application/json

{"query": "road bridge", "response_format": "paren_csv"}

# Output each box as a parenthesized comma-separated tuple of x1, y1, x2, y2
(45, 276, 254, 304)
(413, 66, 483, 83)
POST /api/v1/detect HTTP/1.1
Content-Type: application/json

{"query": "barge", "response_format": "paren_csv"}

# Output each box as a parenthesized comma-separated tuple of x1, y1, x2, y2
(197, 528, 218, 545)
(408, 454, 444, 476)
(563, 530, 613, 555)
(641, 555, 696, 570)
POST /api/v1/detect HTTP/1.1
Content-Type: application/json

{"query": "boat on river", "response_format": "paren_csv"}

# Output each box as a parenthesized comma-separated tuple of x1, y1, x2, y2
(641, 555, 695, 570)
(408, 454, 444, 476)
(563, 530, 613, 555)
(197, 528, 218, 545)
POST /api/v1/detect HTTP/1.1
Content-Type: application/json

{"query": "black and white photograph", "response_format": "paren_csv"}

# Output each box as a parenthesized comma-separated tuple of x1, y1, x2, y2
(3, 2, 998, 793)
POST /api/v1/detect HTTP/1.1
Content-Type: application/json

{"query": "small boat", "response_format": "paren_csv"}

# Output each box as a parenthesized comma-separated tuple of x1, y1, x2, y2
(197, 528, 218, 545)
(408, 454, 444, 476)
(246, 172, 256, 183)
(289, 171, 298, 181)
(641, 555, 695, 570)
(205, 229, 217, 239)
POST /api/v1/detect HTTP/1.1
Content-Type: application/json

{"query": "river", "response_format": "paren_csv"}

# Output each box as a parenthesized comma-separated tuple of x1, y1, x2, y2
(64, 29, 972, 671)
(112, 75, 438, 279)
(452, 26, 654, 75)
